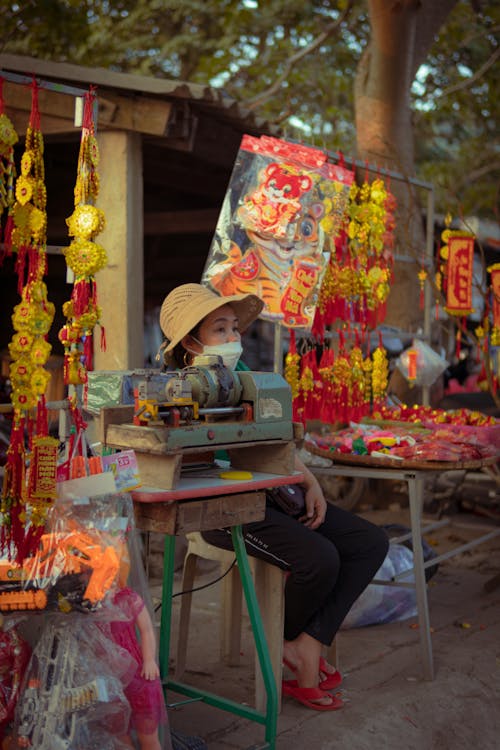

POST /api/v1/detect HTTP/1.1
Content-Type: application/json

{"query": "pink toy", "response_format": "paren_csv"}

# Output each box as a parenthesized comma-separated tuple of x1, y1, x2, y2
(108, 587, 167, 750)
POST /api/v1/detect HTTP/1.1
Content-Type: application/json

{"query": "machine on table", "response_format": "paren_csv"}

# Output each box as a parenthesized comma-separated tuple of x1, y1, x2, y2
(92, 358, 301, 748)
(97, 357, 299, 489)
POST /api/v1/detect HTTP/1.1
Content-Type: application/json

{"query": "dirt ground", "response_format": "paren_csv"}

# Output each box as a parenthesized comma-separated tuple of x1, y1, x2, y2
(145, 495, 500, 750)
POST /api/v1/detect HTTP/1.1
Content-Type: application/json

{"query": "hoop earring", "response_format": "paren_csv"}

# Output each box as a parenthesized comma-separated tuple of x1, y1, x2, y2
(183, 351, 191, 366)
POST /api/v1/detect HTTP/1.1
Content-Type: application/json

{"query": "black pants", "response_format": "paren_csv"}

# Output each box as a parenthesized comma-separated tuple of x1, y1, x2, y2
(202, 502, 389, 645)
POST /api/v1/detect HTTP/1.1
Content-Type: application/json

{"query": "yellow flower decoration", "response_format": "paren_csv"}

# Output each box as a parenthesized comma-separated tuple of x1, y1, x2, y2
(13, 203, 32, 230)
(372, 347, 389, 402)
(0, 113, 18, 149)
(76, 305, 102, 330)
(31, 367, 51, 395)
(30, 337, 52, 366)
(29, 304, 55, 336)
(10, 356, 33, 384)
(64, 239, 107, 277)
(11, 386, 37, 412)
(29, 280, 49, 303)
(21, 151, 34, 176)
(12, 300, 33, 330)
(15, 175, 34, 206)
(8, 332, 34, 358)
(284, 351, 300, 399)
(29, 207, 47, 238)
(66, 204, 105, 240)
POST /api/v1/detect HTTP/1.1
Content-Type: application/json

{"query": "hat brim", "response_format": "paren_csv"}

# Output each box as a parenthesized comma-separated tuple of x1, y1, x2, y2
(164, 291, 264, 352)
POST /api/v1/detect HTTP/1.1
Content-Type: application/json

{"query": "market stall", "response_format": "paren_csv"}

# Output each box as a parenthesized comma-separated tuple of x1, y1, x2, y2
(1, 55, 499, 750)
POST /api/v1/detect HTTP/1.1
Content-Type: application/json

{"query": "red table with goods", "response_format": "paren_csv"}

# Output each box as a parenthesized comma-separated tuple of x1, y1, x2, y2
(305, 406, 500, 680)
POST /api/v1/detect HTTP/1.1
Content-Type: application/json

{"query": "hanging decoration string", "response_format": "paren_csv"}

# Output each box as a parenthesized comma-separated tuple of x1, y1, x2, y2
(1, 77, 58, 562)
(59, 86, 107, 387)
(0, 76, 19, 261)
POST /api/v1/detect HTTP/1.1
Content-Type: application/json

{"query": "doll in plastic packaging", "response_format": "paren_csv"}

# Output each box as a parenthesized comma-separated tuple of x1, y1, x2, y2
(107, 586, 168, 750)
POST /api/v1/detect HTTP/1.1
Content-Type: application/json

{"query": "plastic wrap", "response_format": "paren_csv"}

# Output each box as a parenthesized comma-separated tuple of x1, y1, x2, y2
(11, 616, 132, 750)
(202, 134, 354, 328)
(395, 339, 449, 387)
(0, 494, 130, 615)
(0, 617, 31, 742)
(96, 495, 172, 748)
(83, 370, 135, 415)
(342, 544, 417, 628)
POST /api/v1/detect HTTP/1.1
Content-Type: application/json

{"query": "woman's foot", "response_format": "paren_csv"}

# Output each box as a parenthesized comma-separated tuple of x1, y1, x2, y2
(283, 644, 342, 691)
(282, 634, 341, 706)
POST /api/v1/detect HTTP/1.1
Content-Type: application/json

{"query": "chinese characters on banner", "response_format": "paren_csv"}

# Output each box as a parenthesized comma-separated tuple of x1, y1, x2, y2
(445, 234, 475, 316)
(202, 134, 354, 329)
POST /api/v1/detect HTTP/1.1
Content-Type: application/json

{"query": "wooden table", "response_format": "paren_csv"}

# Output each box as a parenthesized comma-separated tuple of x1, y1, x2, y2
(307, 447, 500, 681)
(132, 469, 304, 750)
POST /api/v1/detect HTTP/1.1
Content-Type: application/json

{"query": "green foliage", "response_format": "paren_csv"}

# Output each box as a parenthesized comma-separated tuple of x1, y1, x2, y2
(1, 0, 497, 220)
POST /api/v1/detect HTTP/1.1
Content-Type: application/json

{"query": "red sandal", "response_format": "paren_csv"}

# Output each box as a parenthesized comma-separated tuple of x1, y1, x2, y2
(283, 656, 343, 691)
(282, 679, 343, 711)
(318, 656, 343, 690)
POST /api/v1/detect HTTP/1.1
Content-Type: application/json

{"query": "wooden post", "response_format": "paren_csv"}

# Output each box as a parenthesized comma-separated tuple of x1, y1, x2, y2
(95, 130, 144, 370)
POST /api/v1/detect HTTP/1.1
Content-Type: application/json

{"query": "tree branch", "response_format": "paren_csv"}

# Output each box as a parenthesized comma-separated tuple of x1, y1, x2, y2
(454, 160, 500, 191)
(244, 0, 354, 111)
(439, 46, 500, 98)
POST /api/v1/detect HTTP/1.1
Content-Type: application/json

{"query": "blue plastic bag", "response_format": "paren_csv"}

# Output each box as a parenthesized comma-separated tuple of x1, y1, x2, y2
(342, 544, 417, 628)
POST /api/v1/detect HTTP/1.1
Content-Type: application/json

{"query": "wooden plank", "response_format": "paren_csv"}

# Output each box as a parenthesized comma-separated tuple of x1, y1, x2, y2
(176, 491, 266, 533)
(134, 451, 183, 490)
(97, 92, 172, 136)
(293, 421, 305, 442)
(3, 80, 171, 136)
(133, 491, 266, 535)
(4, 81, 76, 120)
(134, 501, 177, 534)
(106, 422, 168, 452)
(0, 53, 211, 101)
(99, 405, 135, 445)
(228, 441, 295, 475)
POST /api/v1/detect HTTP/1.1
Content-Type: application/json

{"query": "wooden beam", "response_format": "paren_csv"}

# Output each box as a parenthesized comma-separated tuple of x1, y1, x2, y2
(2, 80, 173, 137)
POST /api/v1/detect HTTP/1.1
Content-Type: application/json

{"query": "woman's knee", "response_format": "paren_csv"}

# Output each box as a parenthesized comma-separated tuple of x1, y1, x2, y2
(291, 542, 341, 590)
(367, 524, 390, 568)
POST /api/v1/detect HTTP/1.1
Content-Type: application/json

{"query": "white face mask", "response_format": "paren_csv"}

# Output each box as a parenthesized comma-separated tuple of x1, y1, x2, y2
(198, 341, 243, 370)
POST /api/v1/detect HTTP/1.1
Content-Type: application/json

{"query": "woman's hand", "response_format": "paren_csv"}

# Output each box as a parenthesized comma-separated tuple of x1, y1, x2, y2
(294, 454, 327, 529)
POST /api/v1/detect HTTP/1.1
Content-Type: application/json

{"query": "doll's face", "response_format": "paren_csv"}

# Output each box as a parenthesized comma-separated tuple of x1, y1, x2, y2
(184, 304, 241, 351)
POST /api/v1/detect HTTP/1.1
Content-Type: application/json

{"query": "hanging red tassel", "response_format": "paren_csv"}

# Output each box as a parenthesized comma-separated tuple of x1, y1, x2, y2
(455, 326, 462, 359)
(83, 332, 93, 370)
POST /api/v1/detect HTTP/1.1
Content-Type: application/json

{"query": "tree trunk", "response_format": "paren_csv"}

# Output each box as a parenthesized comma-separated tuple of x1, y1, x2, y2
(355, 0, 458, 400)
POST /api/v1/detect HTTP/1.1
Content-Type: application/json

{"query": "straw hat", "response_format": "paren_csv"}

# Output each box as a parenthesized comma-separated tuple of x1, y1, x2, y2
(160, 283, 264, 352)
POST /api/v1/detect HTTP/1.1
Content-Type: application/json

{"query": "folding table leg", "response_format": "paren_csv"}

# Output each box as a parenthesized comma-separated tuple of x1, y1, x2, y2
(407, 475, 434, 680)
(159, 533, 176, 680)
(231, 525, 278, 749)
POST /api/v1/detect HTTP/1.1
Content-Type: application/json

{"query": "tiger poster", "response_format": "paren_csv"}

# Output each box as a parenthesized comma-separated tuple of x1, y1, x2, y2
(201, 134, 354, 329)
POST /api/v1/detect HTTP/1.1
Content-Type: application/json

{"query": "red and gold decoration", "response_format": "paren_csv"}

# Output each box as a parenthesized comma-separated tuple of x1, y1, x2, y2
(487, 263, 500, 346)
(1, 79, 58, 561)
(59, 87, 107, 386)
(443, 233, 475, 317)
(287, 171, 396, 426)
(313, 173, 395, 334)
(438, 214, 475, 317)
(0, 76, 18, 259)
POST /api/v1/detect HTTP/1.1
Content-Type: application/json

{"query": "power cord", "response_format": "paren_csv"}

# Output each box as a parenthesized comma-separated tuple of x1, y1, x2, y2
(154, 557, 237, 612)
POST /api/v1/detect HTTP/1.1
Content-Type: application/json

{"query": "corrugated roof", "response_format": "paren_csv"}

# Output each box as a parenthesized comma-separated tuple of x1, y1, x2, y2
(0, 53, 277, 134)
